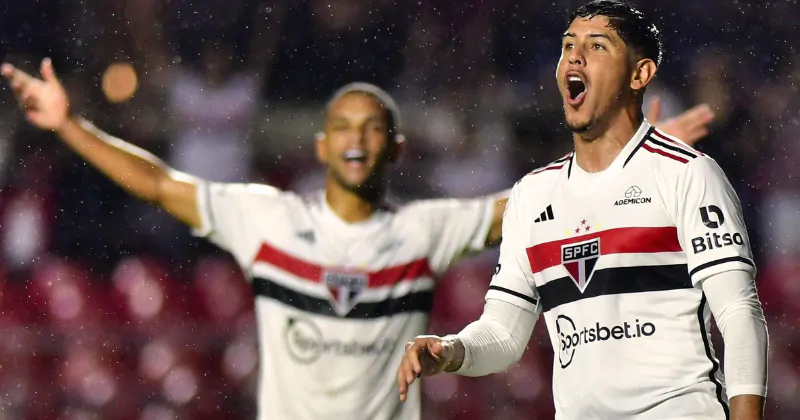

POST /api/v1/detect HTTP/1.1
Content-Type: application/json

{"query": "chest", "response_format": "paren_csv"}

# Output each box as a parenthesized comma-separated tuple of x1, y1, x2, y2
(524, 174, 679, 293)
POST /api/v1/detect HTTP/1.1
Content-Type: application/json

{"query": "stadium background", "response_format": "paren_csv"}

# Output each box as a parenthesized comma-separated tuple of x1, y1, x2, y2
(0, 0, 797, 418)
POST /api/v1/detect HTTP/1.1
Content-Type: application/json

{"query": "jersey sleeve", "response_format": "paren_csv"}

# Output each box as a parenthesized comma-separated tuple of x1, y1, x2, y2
(193, 180, 288, 265)
(675, 156, 757, 285)
(423, 197, 495, 275)
(484, 186, 541, 314)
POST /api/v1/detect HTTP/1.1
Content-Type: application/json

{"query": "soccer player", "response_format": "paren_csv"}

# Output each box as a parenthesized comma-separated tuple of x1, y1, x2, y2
(397, 1, 769, 419)
(3, 54, 712, 418)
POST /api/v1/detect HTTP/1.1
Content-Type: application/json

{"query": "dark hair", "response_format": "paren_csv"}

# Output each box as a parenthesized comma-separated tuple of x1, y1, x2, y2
(568, 0, 663, 66)
(325, 83, 402, 135)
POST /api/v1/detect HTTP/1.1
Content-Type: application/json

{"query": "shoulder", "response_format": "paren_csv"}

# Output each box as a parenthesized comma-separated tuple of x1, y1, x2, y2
(401, 196, 492, 216)
(630, 128, 705, 174)
(512, 152, 573, 198)
(208, 181, 305, 209)
(524, 152, 574, 179)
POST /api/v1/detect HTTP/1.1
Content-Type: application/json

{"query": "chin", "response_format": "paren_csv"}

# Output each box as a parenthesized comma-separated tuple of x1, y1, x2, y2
(564, 114, 591, 133)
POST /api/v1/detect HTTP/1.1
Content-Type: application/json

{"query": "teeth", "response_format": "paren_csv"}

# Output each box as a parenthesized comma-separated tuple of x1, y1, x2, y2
(568, 76, 582, 82)
(344, 149, 365, 160)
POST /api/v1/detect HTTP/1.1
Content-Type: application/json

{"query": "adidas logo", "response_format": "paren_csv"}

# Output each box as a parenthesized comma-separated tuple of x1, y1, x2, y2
(296, 230, 315, 243)
(534, 205, 554, 223)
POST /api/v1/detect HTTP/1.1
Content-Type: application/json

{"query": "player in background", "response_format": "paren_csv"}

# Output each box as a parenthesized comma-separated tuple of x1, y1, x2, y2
(3, 53, 711, 418)
(398, 1, 768, 419)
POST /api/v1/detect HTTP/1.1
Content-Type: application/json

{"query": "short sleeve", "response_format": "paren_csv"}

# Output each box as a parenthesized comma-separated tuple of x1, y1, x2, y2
(424, 197, 495, 275)
(675, 157, 756, 285)
(484, 187, 541, 314)
(193, 180, 288, 264)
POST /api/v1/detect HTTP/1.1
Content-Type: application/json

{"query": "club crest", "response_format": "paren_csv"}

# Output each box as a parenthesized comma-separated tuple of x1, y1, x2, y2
(561, 238, 600, 292)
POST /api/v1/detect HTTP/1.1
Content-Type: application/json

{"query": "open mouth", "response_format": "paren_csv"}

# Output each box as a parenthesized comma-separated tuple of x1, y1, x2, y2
(343, 149, 367, 165)
(566, 74, 587, 105)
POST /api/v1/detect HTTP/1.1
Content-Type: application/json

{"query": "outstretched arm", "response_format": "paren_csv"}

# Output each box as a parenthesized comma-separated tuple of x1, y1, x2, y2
(2, 59, 201, 229)
(486, 195, 508, 246)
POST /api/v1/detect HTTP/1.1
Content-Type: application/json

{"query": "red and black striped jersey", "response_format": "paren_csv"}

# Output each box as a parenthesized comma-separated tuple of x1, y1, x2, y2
(487, 120, 753, 419)
(193, 185, 494, 420)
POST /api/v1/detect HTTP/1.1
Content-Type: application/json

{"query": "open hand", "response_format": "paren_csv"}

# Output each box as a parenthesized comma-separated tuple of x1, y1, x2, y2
(647, 96, 715, 146)
(397, 335, 458, 402)
(2, 58, 70, 130)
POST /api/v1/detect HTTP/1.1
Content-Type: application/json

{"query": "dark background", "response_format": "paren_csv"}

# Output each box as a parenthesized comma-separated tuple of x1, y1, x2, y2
(0, 0, 797, 418)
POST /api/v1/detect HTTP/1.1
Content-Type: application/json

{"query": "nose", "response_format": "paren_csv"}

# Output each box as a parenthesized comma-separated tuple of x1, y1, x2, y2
(567, 46, 584, 66)
(340, 126, 367, 146)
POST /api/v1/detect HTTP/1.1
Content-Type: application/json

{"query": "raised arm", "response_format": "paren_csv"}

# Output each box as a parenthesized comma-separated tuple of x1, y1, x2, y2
(646, 96, 716, 146)
(2, 59, 201, 229)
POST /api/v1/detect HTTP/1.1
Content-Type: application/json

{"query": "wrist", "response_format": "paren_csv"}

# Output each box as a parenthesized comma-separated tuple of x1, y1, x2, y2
(441, 335, 466, 372)
(54, 111, 79, 135)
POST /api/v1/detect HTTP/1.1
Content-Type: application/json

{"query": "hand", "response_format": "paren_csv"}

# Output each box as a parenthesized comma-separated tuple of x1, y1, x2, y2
(647, 96, 716, 146)
(2, 58, 70, 130)
(397, 335, 459, 402)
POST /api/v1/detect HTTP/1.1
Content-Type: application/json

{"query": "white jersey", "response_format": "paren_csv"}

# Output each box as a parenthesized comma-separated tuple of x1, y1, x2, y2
(488, 121, 755, 419)
(193, 185, 494, 420)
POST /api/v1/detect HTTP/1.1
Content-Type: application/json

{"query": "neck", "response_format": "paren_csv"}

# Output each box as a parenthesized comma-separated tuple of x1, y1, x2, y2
(573, 105, 643, 173)
(324, 177, 382, 223)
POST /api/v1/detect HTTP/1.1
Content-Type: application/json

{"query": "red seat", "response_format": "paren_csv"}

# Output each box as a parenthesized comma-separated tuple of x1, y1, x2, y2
(422, 374, 485, 420)
(191, 255, 251, 327)
(25, 256, 110, 333)
(219, 332, 259, 387)
(431, 256, 496, 333)
(110, 256, 191, 337)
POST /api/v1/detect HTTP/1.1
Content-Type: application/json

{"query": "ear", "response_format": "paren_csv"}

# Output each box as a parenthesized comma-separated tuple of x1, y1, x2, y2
(386, 134, 407, 163)
(315, 131, 328, 164)
(630, 58, 657, 93)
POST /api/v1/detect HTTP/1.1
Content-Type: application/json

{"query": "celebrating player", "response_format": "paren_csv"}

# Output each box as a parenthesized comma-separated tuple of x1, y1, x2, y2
(398, 1, 768, 419)
(4, 51, 712, 418)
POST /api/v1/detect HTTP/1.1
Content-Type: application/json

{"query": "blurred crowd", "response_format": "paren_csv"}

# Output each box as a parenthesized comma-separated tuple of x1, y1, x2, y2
(0, 0, 798, 419)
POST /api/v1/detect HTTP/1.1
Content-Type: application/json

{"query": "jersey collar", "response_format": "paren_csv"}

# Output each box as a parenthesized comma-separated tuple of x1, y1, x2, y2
(568, 119, 654, 179)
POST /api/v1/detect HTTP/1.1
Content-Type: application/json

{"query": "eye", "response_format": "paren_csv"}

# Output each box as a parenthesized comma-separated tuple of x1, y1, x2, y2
(365, 121, 387, 133)
(564, 42, 575, 50)
(331, 123, 349, 132)
(592, 43, 606, 51)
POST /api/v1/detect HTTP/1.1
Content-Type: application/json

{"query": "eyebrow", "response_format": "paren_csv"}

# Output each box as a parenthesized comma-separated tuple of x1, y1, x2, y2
(327, 115, 386, 125)
(561, 32, 613, 42)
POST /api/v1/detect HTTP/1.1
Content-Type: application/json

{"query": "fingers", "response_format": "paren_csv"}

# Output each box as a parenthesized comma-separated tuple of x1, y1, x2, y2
(406, 341, 423, 379)
(1, 63, 32, 87)
(2, 63, 36, 101)
(398, 337, 445, 402)
(683, 104, 715, 127)
(397, 343, 420, 403)
(40, 58, 58, 82)
(0, 63, 14, 78)
(646, 96, 661, 123)
(433, 340, 454, 364)
(663, 103, 716, 146)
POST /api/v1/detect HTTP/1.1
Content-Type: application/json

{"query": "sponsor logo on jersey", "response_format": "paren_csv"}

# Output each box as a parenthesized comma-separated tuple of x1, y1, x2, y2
(556, 314, 657, 368)
(692, 206, 745, 253)
(614, 185, 652, 206)
(324, 270, 367, 316)
(699, 205, 725, 229)
(561, 238, 600, 292)
(296, 230, 316, 243)
(284, 317, 395, 364)
(534, 205, 555, 223)
(691, 232, 745, 254)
